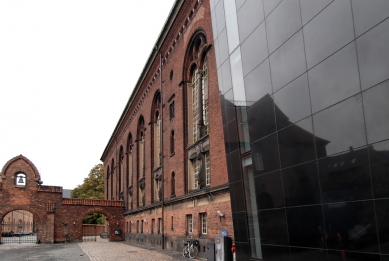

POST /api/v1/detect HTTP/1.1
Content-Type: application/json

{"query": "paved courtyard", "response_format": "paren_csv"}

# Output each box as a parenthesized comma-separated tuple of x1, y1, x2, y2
(0, 238, 199, 261)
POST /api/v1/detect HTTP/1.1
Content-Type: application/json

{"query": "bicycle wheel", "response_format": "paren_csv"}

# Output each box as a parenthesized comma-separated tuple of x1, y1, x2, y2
(189, 246, 198, 259)
(183, 246, 189, 257)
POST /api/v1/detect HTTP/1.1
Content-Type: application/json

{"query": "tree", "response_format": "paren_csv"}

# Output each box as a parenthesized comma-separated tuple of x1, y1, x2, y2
(71, 164, 104, 199)
(71, 164, 105, 224)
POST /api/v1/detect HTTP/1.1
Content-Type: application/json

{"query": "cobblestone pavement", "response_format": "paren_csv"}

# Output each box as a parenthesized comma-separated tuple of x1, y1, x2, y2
(79, 238, 199, 261)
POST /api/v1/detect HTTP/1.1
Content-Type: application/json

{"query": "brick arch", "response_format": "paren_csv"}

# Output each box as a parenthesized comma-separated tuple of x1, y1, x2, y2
(0, 154, 41, 181)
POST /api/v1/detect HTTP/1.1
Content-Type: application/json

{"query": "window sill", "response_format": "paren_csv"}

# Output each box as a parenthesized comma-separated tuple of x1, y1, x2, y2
(170, 152, 175, 157)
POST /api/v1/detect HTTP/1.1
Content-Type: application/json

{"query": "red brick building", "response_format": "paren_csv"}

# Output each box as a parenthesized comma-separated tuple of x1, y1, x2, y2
(100, 0, 232, 257)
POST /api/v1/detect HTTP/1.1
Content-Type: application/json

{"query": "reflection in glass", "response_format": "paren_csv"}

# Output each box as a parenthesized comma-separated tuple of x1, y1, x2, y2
(313, 94, 366, 158)
(369, 139, 389, 199)
(251, 133, 280, 175)
(223, 0, 239, 54)
(255, 171, 284, 210)
(318, 147, 373, 203)
(375, 199, 389, 254)
(244, 59, 272, 107)
(242, 156, 262, 258)
(247, 95, 276, 142)
(323, 201, 379, 253)
(362, 80, 389, 144)
(230, 47, 246, 106)
(274, 73, 311, 130)
(236, 107, 250, 153)
(278, 117, 316, 168)
(282, 161, 321, 207)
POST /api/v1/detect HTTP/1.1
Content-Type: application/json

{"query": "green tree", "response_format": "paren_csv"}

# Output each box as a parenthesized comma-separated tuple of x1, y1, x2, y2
(71, 164, 104, 199)
(71, 164, 105, 224)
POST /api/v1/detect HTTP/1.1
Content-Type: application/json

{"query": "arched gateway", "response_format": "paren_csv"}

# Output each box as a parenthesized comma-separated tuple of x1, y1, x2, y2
(0, 155, 124, 243)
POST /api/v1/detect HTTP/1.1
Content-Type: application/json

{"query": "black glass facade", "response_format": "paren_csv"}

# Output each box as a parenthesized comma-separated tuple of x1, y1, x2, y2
(210, 0, 389, 260)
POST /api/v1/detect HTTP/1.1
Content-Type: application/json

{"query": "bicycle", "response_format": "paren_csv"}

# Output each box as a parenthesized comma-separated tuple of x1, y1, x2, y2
(183, 238, 199, 259)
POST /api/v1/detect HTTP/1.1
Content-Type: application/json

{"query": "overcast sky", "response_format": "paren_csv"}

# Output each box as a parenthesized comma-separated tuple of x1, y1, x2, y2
(0, 0, 176, 189)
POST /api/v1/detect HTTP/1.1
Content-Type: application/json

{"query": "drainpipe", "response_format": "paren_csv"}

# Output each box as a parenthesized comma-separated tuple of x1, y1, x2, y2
(155, 45, 165, 250)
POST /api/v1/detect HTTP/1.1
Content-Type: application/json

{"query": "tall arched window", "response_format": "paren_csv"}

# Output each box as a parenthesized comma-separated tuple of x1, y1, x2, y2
(106, 166, 110, 200)
(185, 31, 211, 192)
(119, 146, 124, 200)
(127, 132, 133, 210)
(170, 130, 175, 155)
(171, 172, 175, 197)
(111, 158, 114, 200)
(137, 116, 145, 207)
(152, 92, 162, 203)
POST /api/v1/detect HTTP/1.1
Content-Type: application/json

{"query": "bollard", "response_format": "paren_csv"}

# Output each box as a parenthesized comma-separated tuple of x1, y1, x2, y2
(231, 242, 236, 261)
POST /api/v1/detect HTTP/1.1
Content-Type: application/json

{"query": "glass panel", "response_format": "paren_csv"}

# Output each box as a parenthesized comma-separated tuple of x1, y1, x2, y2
(242, 156, 262, 258)
(270, 30, 306, 91)
(282, 161, 321, 207)
(357, 19, 389, 90)
(214, 37, 221, 68)
(327, 251, 380, 261)
(266, 0, 302, 54)
(236, 106, 251, 153)
(230, 47, 246, 105)
(211, 10, 218, 42)
(251, 133, 281, 176)
(362, 80, 389, 144)
(300, 0, 333, 26)
(227, 119, 239, 153)
(287, 205, 325, 248)
(351, 0, 389, 37)
(318, 147, 373, 203)
(237, 0, 264, 43)
(215, 0, 226, 37)
(259, 208, 289, 245)
(221, 58, 232, 93)
(313, 94, 366, 158)
(218, 29, 229, 65)
(247, 95, 276, 142)
(224, 0, 240, 54)
(375, 199, 389, 254)
(224, 89, 236, 123)
(274, 73, 311, 130)
(235, 0, 246, 11)
(263, 0, 282, 17)
(254, 171, 284, 209)
(369, 139, 389, 199)
(244, 59, 272, 107)
(303, 0, 354, 69)
(261, 245, 290, 261)
(241, 22, 268, 77)
(323, 201, 379, 253)
(308, 41, 360, 114)
(278, 117, 316, 168)
(290, 247, 327, 261)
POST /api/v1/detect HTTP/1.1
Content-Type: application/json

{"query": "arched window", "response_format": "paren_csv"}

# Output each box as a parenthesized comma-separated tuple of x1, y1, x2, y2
(119, 146, 124, 200)
(137, 116, 146, 207)
(127, 132, 133, 210)
(152, 92, 162, 203)
(171, 172, 175, 197)
(106, 166, 110, 200)
(170, 130, 175, 155)
(111, 158, 114, 200)
(185, 31, 211, 192)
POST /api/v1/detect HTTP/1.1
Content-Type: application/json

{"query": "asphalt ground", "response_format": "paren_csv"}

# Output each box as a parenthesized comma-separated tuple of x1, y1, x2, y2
(0, 238, 202, 261)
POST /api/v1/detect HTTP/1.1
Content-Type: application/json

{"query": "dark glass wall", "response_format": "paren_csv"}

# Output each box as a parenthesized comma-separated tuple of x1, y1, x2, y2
(210, 0, 389, 260)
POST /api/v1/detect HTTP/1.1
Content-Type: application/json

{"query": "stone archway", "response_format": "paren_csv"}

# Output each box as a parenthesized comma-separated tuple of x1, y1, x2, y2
(0, 155, 125, 243)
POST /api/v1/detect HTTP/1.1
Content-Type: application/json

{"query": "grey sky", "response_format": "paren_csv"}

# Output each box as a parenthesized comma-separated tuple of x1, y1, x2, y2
(0, 0, 176, 189)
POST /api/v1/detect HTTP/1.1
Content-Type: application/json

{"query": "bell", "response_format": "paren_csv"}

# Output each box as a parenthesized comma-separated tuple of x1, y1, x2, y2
(18, 177, 24, 184)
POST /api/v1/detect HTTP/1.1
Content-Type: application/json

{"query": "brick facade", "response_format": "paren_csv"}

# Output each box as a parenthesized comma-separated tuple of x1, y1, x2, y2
(100, 0, 233, 258)
(0, 155, 125, 243)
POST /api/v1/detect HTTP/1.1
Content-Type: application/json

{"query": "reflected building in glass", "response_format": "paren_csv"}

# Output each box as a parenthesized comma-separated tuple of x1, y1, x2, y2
(210, 0, 389, 260)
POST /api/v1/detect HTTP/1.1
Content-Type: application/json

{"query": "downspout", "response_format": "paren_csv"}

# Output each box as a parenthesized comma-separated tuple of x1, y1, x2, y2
(155, 45, 165, 250)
